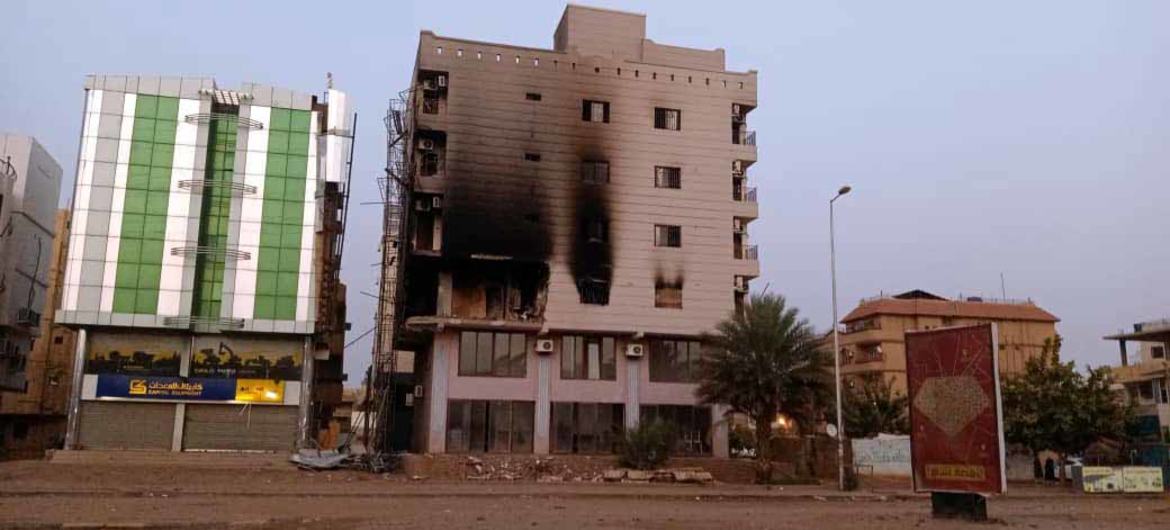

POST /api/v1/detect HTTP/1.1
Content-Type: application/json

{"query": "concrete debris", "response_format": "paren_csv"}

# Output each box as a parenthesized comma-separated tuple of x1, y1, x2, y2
(457, 457, 714, 484)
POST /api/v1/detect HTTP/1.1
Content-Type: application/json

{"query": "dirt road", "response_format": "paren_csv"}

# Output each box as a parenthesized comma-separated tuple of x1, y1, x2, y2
(1, 460, 1167, 529)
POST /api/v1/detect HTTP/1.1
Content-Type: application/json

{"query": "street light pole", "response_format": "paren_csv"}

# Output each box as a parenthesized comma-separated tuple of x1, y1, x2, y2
(830, 184, 852, 491)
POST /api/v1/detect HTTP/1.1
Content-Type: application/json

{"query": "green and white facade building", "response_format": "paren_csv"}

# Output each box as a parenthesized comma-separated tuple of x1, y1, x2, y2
(60, 75, 353, 452)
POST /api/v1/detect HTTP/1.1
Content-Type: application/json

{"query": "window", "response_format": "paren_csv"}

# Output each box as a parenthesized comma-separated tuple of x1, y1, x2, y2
(1152, 345, 1166, 359)
(640, 405, 711, 455)
(654, 166, 681, 189)
(580, 160, 609, 184)
(582, 100, 610, 123)
(655, 282, 683, 309)
(525, 92, 542, 101)
(654, 225, 681, 248)
(54, 336, 64, 344)
(458, 331, 527, 377)
(654, 108, 681, 130)
(649, 339, 702, 382)
(524, 153, 541, 162)
(12, 421, 29, 441)
(420, 151, 439, 176)
(561, 336, 616, 380)
(446, 400, 534, 453)
(583, 217, 607, 243)
(553, 402, 624, 454)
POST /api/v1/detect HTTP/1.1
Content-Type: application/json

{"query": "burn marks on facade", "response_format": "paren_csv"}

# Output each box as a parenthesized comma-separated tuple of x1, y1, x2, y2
(570, 144, 613, 305)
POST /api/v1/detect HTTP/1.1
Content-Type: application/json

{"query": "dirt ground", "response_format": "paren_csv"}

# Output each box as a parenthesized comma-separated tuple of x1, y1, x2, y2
(1, 460, 1167, 529)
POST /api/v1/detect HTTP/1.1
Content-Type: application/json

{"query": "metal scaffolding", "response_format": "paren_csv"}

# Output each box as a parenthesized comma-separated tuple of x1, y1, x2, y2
(365, 89, 413, 457)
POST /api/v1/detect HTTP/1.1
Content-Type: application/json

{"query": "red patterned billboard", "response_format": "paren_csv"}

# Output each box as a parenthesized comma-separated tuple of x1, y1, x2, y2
(905, 323, 1006, 494)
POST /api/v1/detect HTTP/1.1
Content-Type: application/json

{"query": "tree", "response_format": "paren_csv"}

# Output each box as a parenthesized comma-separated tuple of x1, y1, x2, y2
(843, 373, 910, 438)
(697, 293, 833, 483)
(1001, 336, 1133, 482)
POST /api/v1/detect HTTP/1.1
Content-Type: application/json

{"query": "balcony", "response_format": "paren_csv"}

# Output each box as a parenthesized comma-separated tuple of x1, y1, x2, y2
(733, 186, 757, 203)
(732, 129, 757, 162)
(734, 244, 758, 261)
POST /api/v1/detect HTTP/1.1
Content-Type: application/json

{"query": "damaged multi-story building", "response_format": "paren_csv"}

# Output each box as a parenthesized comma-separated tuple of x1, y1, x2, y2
(58, 75, 353, 452)
(0, 135, 65, 456)
(377, 5, 759, 457)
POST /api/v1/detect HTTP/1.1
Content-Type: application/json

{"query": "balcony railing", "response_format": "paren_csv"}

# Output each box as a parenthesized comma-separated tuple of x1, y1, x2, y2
(734, 130, 757, 146)
(735, 245, 759, 260)
(733, 187, 757, 203)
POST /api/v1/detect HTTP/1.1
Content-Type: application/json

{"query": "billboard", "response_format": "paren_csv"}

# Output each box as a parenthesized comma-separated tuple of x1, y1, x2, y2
(190, 337, 302, 380)
(905, 323, 1006, 494)
(85, 334, 183, 376)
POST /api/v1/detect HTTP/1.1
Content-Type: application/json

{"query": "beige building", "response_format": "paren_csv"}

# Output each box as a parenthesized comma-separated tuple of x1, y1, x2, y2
(1104, 319, 1170, 441)
(838, 290, 1059, 394)
(376, 5, 759, 457)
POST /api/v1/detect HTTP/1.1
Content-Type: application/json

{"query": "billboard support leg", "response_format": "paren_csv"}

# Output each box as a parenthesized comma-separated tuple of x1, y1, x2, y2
(930, 492, 987, 521)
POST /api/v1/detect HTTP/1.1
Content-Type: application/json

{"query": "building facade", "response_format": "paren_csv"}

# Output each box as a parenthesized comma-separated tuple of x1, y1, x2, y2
(838, 290, 1059, 394)
(59, 75, 352, 452)
(379, 6, 759, 457)
(0, 135, 64, 456)
(1105, 319, 1170, 442)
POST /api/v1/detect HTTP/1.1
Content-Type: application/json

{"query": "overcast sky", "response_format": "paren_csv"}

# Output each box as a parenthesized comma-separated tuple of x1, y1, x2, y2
(3, 1, 1167, 379)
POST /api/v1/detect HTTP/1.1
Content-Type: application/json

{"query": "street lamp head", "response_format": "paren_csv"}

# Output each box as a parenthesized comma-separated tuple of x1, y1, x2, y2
(837, 185, 852, 196)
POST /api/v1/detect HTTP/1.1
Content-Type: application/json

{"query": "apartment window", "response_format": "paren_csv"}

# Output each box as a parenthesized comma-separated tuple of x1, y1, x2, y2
(1152, 345, 1166, 359)
(584, 217, 608, 243)
(561, 336, 616, 380)
(419, 151, 439, 176)
(458, 331, 527, 377)
(654, 166, 681, 189)
(525, 92, 542, 101)
(654, 225, 681, 248)
(553, 402, 624, 454)
(446, 400, 535, 453)
(524, 153, 541, 162)
(649, 339, 702, 382)
(582, 100, 610, 123)
(580, 160, 609, 184)
(654, 282, 683, 309)
(640, 405, 712, 455)
(654, 108, 681, 130)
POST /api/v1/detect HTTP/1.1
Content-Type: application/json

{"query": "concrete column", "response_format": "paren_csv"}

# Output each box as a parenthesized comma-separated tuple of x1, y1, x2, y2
(63, 328, 88, 450)
(534, 353, 551, 454)
(296, 336, 314, 450)
(437, 272, 452, 316)
(427, 339, 449, 453)
(171, 335, 194, 452)
(624, 357, 640, 429)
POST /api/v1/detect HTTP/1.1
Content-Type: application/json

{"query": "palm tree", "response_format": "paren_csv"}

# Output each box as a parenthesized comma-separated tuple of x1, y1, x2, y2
(697, 293, 833, 483)
(843, 373, 910, 438)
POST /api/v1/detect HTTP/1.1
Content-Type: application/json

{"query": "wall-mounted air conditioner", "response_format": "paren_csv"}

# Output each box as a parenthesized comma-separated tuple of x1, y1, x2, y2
(414, 198, 432, 212)
(432, 196, 443, 209)
(422, 79, 436, 90)
(419, 139, 435, 151)
(535, 339, 554, 354)
(732, 104, 741, 116)
(413, 385, 425, 398)
(733, 218, 744, 233)
(732, 160, 744, 174)
(437, 75, 447, 87)
(734, 276, 747, 291)
(625, 343, 645, 358)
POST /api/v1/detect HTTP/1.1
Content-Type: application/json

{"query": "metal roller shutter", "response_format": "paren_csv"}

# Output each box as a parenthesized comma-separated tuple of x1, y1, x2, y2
(183, 404, 297, 451)
(78, 402, 175, 450)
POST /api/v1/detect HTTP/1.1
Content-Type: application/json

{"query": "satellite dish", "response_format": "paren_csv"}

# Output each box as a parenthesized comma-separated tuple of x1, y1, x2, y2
(826, 424, 839, 438)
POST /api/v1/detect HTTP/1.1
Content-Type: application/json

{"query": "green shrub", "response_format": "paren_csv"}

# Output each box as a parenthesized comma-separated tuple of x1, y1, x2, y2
(618, 420, 675, 470)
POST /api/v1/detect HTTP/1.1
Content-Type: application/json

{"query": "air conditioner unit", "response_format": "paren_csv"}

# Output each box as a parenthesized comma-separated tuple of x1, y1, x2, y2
(732, 160, 744, 174)
(421, 79, 436, 90)
(414, 198, 432, 212)
(734, 276, 747, 292)
(733, 218, 744, 233)
(419, 138, 435, 151)
(732, 104, 741, 116)
(436, 74, 447, 87)
(535, 339, 554, 354)
(625, 343, 645, 358)
(413, 385, 424, 398)
(432, 196, 443, 209)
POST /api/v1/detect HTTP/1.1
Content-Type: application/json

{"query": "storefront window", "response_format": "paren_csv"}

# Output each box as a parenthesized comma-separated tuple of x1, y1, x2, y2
(446, 400, 534, 453)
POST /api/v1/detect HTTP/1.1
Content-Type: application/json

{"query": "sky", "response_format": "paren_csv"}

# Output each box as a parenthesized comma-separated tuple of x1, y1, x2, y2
(3, 1, 1168, 380)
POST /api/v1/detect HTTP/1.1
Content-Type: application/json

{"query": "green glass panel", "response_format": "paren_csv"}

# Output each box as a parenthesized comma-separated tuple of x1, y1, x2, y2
(269, 108, 291, 131)
(136, 95, 158, 118)
(289, 110, 311, 133)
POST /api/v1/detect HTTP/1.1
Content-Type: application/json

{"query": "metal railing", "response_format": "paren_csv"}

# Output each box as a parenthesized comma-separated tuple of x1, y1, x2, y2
(734, 187, 758, 203)
(733, 130, 757, 146)
(736, 245, 759, 260)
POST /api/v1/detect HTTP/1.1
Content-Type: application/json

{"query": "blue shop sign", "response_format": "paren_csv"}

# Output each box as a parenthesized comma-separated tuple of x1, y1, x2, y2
(96, 374, 237, 401)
